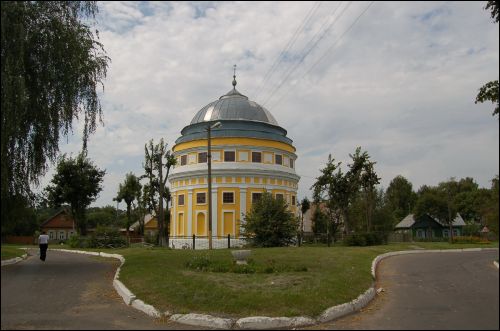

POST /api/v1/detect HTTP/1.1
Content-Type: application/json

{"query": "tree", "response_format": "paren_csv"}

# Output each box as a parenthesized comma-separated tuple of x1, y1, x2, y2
(299, 197, 310, 245)
(242, 192, 298, 247)
(475, 2, 499, 117)
(312, 154, 344, 245)
(45, 152, 105, 235)
(360, 160, 380, 231)
(142, 139, 176, 246)
(1, 1, 109, 233)
(114, 173, 142, 240)
(475, 80, 499, 116)
(386, 175, 417, 223)
(311, 207, 328, 235)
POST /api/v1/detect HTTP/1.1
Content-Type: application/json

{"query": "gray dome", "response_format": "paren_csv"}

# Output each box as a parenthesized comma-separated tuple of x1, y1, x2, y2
(190, 88, 279, 126)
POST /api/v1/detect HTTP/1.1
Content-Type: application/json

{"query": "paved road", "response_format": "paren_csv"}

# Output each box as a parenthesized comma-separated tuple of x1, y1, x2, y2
(305, 250, 499, 330)
(2, 249, 498, 330)
(1, 249, 198, 330)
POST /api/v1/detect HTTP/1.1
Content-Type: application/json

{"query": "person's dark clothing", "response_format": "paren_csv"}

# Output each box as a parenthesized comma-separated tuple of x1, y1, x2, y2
(39, 244, 48, 261)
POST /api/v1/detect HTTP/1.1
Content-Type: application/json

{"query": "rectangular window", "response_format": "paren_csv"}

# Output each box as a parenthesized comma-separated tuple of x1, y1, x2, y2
(252, 152, 262, 163)
(275, 154, 283, 165)
(289, 158, 294, 168)
(223, 192, 234, 204)
(292, 195, 296, 206)
(49, 231, 54, 239)
(224, 151, 235, 162)
(180, 155, 187, 166)
(275, 193, 284, 201)
(198, 152, 207, 163)
(196, 192, 206, 204)
(178, 194, 185, 206)
(252, 192, 262, 204)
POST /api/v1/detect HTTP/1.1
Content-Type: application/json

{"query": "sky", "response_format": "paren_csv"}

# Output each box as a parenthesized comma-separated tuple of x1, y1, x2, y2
(36, 1, 499, 208)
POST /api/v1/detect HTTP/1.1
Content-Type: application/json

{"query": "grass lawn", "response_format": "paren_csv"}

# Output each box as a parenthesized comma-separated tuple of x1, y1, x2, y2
(1, 244, 33, 260)
(95, 241, 498, 318)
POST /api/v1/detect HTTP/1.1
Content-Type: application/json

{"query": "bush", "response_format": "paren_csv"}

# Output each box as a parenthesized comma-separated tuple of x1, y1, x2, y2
(452, 236, 483, 244)
(344, 232, 387, 246)
(90, 226, 128, 248)
(242, 192, 298, 247)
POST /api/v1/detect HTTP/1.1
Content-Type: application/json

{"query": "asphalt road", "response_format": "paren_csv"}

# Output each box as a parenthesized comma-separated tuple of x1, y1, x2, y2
(2, 249, 498, 330)
(305, 250, 499, 330)
(1, 249, 197, 330)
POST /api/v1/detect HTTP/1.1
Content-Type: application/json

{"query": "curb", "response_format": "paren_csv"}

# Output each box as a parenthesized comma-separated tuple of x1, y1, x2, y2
(42, 247, 499, 329)
(1, 253, 28, 267)
(494, 261, 499, 269)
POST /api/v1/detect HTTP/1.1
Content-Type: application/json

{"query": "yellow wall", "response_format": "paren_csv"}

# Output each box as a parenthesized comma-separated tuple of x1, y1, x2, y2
(217, 187, 240, 237)
(173, 137, 296, 153)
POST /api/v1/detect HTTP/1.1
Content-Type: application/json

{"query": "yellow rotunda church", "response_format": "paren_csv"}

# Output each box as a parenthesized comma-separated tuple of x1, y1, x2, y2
(169, 74, 299, 248)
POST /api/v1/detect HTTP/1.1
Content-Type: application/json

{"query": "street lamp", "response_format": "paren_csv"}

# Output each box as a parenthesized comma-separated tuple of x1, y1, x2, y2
(207, 121, 221, 249)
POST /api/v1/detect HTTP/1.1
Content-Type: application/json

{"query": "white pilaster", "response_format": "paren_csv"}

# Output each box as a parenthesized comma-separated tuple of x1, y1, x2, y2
(172, 192, 177, 236)
(211, 188, 218, 237)
(187, 190, 193, 236)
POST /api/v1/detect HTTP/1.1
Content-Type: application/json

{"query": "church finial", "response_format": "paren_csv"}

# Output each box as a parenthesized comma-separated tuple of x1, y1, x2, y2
(232, 64, 237, 88)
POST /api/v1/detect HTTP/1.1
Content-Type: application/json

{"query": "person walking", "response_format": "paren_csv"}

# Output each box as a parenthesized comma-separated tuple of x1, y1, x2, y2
(38, 231, 49, 261)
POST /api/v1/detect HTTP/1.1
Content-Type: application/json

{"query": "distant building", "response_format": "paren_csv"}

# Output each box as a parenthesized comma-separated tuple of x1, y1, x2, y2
(40, 209, 77, 242)
(394, 213, 466, 239)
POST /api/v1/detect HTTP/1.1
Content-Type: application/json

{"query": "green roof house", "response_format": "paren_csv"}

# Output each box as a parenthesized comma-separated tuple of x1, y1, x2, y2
(395, 213, 466, 240)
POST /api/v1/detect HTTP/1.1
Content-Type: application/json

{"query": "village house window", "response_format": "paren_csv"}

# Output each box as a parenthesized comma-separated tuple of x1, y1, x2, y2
(275, 154, 283, 165)
(198, 152, 207, 163)
(180, 155, 187, 166)
(59, 231, 65, 240)
(224, 151, 235, 162)
(49, 231, 55, 239)
(252, 192, 262, 204)
(222, 192, 234, 204)
(196, 192, 206, 204)
(178, 194, 185, 206)
(252, 151, 262, 163)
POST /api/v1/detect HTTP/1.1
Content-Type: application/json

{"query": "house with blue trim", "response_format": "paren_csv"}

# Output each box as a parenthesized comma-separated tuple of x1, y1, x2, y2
(394, 213, 466, 240)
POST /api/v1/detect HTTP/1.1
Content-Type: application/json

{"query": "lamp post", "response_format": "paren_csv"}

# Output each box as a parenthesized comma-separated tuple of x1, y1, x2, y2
(207, 121, 221, 249)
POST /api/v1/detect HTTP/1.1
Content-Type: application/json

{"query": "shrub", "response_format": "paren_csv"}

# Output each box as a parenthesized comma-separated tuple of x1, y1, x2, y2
(344, 232, 387, 246)
(242, 192, 298, 247)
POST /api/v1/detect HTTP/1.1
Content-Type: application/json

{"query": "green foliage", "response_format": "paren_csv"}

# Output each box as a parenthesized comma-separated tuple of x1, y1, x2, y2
(185, 254, 308, 274)
(385, 175, 416, 222)
(141, 138, 176, 246)
(485, 1, 499, 23)
(242, 192, 298, 247)
(311, 207, 329, 235)
(1, 1, 109, 233)
(115, 172, 141, 236)
(45, 152, 105, 235)
(90, 226, 128, 248)
(344, 232, 387, 246)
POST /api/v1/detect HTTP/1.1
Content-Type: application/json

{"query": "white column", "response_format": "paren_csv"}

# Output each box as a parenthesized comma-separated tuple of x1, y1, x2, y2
(212, 187, 218, 237)
(187, 189, 193, 236)
(239, 189, 247, 238)
(172, 192, 177, 237)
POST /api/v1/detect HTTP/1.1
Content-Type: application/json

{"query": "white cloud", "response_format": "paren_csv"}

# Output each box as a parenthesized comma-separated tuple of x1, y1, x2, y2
(36, 1, 499, 206)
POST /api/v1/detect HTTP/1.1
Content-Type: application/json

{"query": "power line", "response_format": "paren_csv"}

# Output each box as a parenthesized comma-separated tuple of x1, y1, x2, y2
(268, 1, 375, 110)
(252, 1, 321, 99)
(261, 1, 351, 107)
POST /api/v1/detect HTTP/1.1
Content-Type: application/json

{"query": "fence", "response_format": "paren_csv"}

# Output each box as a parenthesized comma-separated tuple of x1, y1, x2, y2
(169, 235, 247, 250)
(3, 235, 37, 245)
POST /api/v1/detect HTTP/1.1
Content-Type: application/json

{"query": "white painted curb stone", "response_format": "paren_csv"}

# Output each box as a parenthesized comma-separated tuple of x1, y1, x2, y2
(170, 313, 234, 329)
(131, 299, 161, 318)
(494, 261, 499, 269)
(113, 279, 136, 305)
(235, 316, 315, 330)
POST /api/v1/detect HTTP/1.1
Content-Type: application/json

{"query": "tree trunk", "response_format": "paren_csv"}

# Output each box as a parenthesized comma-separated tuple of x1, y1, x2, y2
(126, 203, 131, 242)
